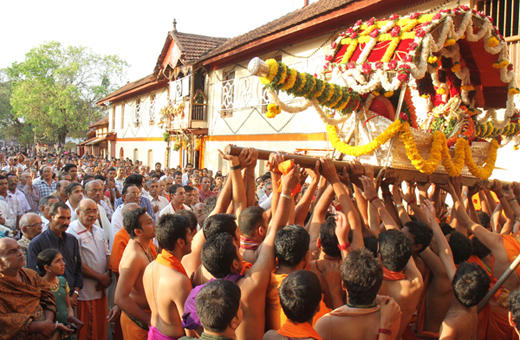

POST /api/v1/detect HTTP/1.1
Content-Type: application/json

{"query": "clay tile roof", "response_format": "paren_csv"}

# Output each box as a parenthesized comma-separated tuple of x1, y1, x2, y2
(154, 31, 229, 75)
(89, 117, 108, 129)
(97, 74, 164, 105)
(199, 0, 356, 61)
(175, 31, 229, 64)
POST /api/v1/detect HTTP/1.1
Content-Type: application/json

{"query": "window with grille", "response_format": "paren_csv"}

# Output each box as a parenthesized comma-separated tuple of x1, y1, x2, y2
(149, 94, 156, 124)
(221, 70, 235, 117)
(135, 98, 141, 125)
(111, 105, 116, 130)
(478, 0, 519, 38)
(121, 103, 125, 129)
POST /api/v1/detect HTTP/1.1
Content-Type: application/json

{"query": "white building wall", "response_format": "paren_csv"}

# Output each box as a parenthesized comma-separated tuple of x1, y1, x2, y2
(108, 86, 181, 168)
(203, 0, 475, 174)
(205, 34, 334, 173)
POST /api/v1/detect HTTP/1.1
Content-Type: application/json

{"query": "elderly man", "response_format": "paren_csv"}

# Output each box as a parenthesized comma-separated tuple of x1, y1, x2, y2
(39, 195, 59, 231)
(17, 213, 43, 261)
(0, 238, 58, 340)
(27, 201, 82, 308)
(53, 180, 70, 203)
(199, 176, 216, 204)
(114, 174, 155, 221)
(159, 184, 191, 217)
(68, 198, 112, 340)
(33, 166, 57, 198)
(109, 184, 142, 249)
(73, 180, 112, 244)
(20, 171, 41, 213)
(147, 179, 168, 222)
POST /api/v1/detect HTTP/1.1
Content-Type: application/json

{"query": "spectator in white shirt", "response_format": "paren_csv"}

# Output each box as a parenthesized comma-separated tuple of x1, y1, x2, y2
(6, 172, 31, 214)
(67, 198, 111, 340)
(147, 179, 169, 222)
(0, 198, 16, 232)
(65, 182, 83, 213)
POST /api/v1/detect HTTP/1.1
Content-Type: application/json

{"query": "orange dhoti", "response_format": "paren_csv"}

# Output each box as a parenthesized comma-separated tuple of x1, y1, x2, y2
(121, 310, 150, 340)
(77, 296, 109, 340)
(485, 303, 518, 340)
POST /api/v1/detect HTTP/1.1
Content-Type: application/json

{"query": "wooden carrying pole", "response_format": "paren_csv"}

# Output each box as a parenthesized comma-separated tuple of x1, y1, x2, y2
(225, 145, 512, 187)
(477, 254, 520, 314)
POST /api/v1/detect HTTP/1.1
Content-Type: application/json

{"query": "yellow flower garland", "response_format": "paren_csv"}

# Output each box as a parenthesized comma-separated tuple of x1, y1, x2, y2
(326, 120, 499, 179)
(341, 40, 359, 64)
(281, 69, 298, 90)
(326, 120, 405, 157)
(260, 59, 279, 85)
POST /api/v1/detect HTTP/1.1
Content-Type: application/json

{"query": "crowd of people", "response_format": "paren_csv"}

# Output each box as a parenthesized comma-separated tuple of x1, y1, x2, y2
(2, 147, 520, 340)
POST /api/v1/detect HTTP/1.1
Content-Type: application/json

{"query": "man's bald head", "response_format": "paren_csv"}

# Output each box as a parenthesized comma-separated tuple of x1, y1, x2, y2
(19, 213, 43, 240)
(122, 203, 140, 219)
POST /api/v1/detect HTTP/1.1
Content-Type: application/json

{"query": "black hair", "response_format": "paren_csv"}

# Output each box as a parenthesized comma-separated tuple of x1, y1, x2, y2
(184, 185, 196, 193)
(63, 164, 77, 173)
(36, 248, 60, 276)
(173, 171, 182, 178)
(238, 206, 265, 237)
(39, 195, 58, 208)
(124, 174, 144, 186)
(448, 231, 473, 265)
(151, 173, 161, 180)
(123, 207, 147, 238)
(175, 210, 198, 232)
(404, 221, 433, 253)
(477, 211, 491, 229)
(107, 167, 116, 173)
(275, 225, 310, 267)
(341, 248, 383, 305)
(94, 175, 106, 181)
(169, 184, 184, 195)
(363, 236, 379, 258)
(201, 233, 239, 278)
(472, 236, 492, 259)
(49, 201, 70, 217)
(65, 182, 82, 197)
(203, 214, 238, 240)
(508, 288, 520, 331)
(122, 183, 138, 195)
(452, 262, 490, 307)
(196, 279, 241, 332)
(378, 229, 413, 272)
(155, 214, 190, 251)
(279, 270, 322, 323)
(319, 217, 340, 258)
(439, 222, 453, 236)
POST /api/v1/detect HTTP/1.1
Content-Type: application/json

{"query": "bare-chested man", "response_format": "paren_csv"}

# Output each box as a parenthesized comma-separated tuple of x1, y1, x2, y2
(143, 213, 194, 339)
(422, 199, 490, 339)
(357, 175, 423, 340)
(115, 208, 156, 340)
(237, 205, 268, 264)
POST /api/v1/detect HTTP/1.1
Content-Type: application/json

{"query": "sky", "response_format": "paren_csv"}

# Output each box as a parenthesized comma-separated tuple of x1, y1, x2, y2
(0, 0, 315, 82)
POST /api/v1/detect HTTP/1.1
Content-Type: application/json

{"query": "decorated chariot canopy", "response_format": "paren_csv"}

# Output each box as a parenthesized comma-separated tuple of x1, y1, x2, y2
(248, 6, 520, 180)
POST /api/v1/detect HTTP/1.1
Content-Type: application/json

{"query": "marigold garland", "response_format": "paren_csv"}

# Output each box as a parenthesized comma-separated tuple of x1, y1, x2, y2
(326, 120, 499, 179)
(259, 59, 279, 85)
(260, 59, 361, 116)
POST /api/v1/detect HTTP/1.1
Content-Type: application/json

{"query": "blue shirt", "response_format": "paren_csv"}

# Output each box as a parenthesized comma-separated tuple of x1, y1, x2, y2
(114, 195, 156, 222)
(27, 228, 83, 289)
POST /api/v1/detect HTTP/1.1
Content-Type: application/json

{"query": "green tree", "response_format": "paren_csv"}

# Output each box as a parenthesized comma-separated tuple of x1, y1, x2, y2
(0, 69, 34, 145)
(7, 41, 129, 144)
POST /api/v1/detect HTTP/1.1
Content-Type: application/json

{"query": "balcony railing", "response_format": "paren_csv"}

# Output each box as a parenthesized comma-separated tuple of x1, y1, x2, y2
(192, 103, 207, 121)
(506, 35, 520, 82)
